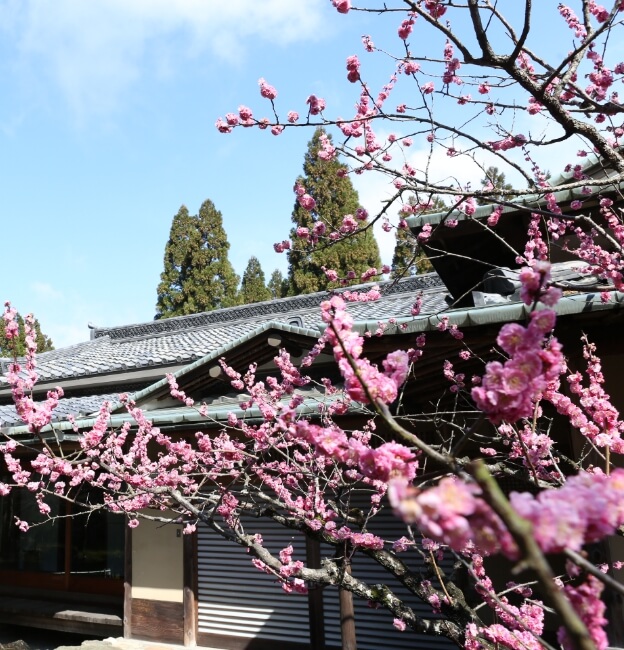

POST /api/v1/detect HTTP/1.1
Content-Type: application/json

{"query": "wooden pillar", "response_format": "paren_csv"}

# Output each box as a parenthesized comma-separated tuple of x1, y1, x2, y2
(64, 500, 72, 591)
(306, 537, 325, 649)
(339, 562, 357, 650)
(183, 531, 198, 647)
(123, 522, 133, 639)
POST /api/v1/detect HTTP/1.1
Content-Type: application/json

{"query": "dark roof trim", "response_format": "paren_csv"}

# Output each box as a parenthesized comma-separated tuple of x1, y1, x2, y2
(342, 289, 624, 336)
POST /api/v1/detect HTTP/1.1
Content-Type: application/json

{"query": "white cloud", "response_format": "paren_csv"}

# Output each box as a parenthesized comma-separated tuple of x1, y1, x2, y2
(7, 0, 326, 120)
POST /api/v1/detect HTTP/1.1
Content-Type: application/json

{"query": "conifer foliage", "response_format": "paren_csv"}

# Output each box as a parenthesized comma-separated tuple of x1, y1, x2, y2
(477, 166, 513, 205)
(287, 128, 381, 294)
(240, 256, 271, 304)
(155, 200, 239, 319)
(0, 313, 53, 357)
(267, 269, 287, 299)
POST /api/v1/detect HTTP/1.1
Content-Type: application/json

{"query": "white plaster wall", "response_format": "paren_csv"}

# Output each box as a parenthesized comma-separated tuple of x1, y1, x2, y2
(131, 511, 183, 603)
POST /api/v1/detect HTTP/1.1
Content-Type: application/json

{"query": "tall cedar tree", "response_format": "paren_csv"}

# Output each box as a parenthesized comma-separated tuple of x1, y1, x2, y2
(390, 196, 447, 278)
(155, 201, 239, 319)
(287, 128, 381, 294)
(477, 166, 513, 205)
(267, 269, 287, 299)
(0, 313, 54, 357)
(240, 256, 271, 304)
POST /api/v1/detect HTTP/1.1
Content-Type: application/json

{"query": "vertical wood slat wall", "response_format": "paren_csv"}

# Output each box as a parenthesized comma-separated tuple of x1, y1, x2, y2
(197, 518, 311, 649)
(197, 502, 456, 650)
(321, 501, 456, 650)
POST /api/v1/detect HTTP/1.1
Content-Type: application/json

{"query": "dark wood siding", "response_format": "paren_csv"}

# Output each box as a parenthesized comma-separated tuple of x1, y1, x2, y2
(130, 598, 184, 644)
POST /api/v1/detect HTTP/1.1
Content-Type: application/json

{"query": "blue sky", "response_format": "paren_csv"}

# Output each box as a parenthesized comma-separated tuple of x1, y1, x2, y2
(0, 1, 588, 349)
(0, 0, 406, 348)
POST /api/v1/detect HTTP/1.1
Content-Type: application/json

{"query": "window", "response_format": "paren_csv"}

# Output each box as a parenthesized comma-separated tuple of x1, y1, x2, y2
(0, 483, 124, 594)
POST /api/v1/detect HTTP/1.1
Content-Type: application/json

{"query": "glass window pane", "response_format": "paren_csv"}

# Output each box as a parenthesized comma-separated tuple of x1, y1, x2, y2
(70, 496, 124, 580)
(0, 489, 64, 573)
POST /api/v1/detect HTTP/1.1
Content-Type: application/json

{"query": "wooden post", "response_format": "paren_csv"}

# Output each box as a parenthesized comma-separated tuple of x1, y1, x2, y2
(183, 531, 198, 647)
(339, 561, 357, 650)
(64, 500, 72, 591)
(123, 521, 132, 639)
(306, 537, 325, 649)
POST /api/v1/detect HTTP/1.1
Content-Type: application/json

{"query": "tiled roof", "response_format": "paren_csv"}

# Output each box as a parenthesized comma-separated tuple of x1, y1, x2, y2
(3, 386, 372, 437)
(0, 274, 448, 385)
(0, 393, 121, 427)
(92, 274, 445, 341)
(1, 265, 619, 431)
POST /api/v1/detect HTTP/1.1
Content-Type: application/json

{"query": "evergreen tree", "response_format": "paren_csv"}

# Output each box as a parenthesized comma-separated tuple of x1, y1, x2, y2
(0, 312, 54, 357)
(478, 166, 513, 205)
(155, 201, 240, 319)
(287, 128, 381, 294)
(268, 269, 287, 300)
(240, 256, 271, 304)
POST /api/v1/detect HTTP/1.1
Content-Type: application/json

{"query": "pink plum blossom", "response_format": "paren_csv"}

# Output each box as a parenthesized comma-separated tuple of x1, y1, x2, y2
(258, 78, 277, 100)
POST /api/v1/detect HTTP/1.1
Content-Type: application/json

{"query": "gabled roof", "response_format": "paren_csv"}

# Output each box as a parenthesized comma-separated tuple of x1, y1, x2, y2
(0, 274, 447, 390)
(1, 267, 623, 433)
(0, 274, 447, 425)
(111, 320, 325, 413)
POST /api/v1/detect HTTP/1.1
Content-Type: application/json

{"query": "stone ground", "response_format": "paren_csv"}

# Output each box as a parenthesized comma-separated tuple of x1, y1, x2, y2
(0, 625, 223, 650)
(0, 625, 94, 650)
(0, 626, 183, 650)
(0, 625, 119, 650)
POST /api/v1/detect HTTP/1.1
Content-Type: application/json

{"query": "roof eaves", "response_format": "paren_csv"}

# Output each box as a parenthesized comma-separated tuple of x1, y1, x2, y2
(89, 275, 445, 342)
(405, 177, 623, 229)
(343, 290, 623, 335)
(110, 320, 323, 412)
(1, 393, 366, 438)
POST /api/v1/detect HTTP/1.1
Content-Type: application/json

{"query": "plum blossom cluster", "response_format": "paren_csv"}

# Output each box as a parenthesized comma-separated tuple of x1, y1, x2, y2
(390, 466, 624, 579)
(558, 576, 608, 650)
(562, 196, 624, 292)
(488, 133, 527, 152)
(3, 303, 63, 434)
(293, 183, 317, 212)
(331, 0, 350, 14)
(296, 420, 417, 485)
(546, 335, 624, 452)
(496, 422, 558, 480)
(510, 469, 624, 553)
(388, 477, 517, 557)
(466, 554, 545, 650)
(321, 294, 411, 404)
(346, 55, 360, 83)
(472, 264, 564, 424)
(472, 307, 563, 424)
(442, 40, 461, 86)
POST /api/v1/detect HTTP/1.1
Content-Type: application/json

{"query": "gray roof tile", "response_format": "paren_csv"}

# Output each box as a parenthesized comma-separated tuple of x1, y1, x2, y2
(0, 393, 121, 427)
(0, 274, 447, 385)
